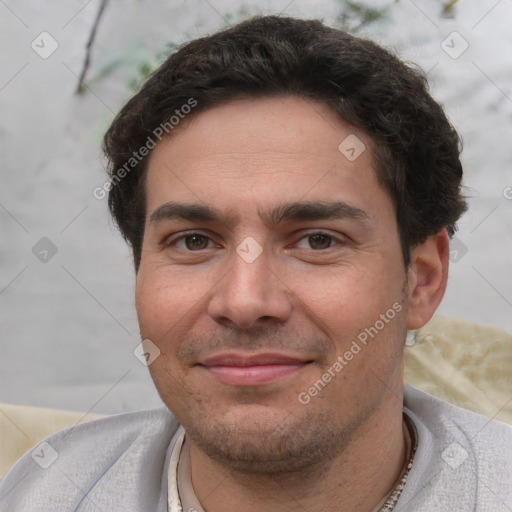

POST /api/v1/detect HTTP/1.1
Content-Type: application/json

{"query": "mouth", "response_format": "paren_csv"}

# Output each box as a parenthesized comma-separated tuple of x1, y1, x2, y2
(198, 352, 313, 386)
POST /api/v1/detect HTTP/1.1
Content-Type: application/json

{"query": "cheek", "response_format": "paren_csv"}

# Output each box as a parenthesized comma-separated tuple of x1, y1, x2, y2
(298, 265, 394, 320)
(296, 263, 406, 360)
(136, 271, 200, 400)
(135, 268, 198, 341)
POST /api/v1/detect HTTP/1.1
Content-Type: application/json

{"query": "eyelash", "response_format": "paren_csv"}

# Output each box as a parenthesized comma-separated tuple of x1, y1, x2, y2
(164, 231, 345, 251)
(165, 232, 216, 251)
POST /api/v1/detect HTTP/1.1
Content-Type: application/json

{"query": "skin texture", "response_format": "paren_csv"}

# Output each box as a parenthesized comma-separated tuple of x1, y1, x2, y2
(135, 96, 449, 512)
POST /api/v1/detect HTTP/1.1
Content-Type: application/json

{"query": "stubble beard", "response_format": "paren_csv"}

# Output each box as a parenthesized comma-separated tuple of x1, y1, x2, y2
(179, 393, 380, 478)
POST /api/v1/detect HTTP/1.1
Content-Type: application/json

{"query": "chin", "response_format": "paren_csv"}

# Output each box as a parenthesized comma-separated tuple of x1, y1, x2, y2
(181, 406, 363, 476)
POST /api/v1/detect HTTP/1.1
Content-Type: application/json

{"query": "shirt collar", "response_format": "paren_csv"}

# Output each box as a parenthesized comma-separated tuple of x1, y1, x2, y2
(167, 426, 186, 512)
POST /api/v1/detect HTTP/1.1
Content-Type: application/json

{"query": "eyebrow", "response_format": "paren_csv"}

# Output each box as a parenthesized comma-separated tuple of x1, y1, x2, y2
(149, 200, 369, 229)
(149, 203, 239, 226)
(261, 201, 369, 226)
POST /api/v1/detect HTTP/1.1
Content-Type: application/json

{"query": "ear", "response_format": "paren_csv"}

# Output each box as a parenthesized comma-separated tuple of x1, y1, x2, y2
(406, 228, 449, 330)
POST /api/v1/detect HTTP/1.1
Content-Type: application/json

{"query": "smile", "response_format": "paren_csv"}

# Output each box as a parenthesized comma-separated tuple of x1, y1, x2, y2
(198, 352, 312, 386)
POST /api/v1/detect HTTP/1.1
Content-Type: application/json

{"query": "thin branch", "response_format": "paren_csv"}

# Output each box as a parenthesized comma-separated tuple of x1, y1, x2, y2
(76, 0, 110, 94)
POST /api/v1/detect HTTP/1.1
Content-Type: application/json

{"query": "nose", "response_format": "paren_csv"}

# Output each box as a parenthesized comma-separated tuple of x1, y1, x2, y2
(207, 245, 293, 330)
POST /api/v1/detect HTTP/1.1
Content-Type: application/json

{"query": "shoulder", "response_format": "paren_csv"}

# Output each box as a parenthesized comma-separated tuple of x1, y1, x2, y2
(401, 385, 512, 511)
(0, 406, 180, 511)
(404, 384, 512, 441)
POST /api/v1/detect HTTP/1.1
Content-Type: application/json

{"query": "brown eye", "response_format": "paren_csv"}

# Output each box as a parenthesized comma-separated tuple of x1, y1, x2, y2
(183, 235, 210, 250)
(308, 234, 333, 250)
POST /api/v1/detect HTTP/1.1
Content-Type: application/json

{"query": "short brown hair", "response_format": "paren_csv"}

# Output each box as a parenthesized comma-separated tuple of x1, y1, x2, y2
(103, 15, 467, 270)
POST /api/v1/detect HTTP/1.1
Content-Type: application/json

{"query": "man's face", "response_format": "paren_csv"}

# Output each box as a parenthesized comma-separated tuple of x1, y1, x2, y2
(136, 96, 409, 472)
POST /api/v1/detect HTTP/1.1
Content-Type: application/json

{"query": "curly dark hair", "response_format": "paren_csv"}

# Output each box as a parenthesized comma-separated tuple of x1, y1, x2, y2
(103, 15, 467, 271)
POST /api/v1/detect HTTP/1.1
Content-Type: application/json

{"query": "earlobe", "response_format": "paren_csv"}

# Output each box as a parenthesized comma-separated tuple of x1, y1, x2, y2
(406, 229, 449, 330)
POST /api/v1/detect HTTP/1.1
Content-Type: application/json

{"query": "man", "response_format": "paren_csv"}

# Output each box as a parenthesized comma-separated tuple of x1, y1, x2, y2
(1, 15, 511, 512)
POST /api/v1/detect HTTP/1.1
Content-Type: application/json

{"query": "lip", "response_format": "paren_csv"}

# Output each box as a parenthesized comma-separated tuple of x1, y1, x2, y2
(199, 351, 312, 386)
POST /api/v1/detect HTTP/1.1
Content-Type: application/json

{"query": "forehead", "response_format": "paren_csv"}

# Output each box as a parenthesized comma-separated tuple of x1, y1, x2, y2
(144, 96, 389, 220)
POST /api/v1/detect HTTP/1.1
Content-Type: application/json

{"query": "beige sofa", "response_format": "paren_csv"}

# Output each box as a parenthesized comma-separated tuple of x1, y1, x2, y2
(1, 315, 511, 479)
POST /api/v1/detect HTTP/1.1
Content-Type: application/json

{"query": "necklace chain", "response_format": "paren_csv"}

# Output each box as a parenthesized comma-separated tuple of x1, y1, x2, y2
(377, 414, 418, 512)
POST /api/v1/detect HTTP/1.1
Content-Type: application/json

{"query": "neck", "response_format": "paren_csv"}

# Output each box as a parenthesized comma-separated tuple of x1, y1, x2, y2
(187, 388, 406, 512)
